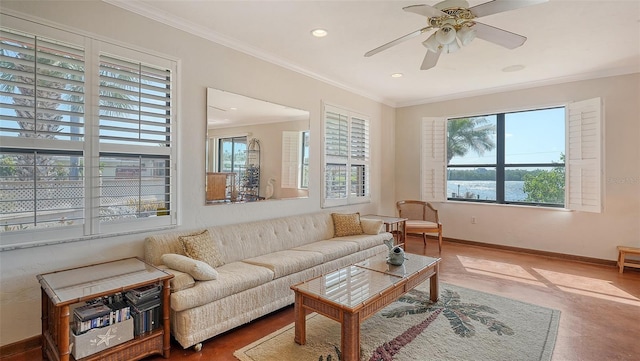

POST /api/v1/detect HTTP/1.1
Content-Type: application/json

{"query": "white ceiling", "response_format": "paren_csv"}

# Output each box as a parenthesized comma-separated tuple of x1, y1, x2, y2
(107, 0, 640, 107)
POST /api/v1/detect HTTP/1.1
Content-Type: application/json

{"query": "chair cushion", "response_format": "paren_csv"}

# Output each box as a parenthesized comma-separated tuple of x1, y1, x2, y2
(405, 220, 440, 231)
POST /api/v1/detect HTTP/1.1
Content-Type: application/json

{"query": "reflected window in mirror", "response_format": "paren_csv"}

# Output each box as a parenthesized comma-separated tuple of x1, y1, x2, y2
(218, 136, 247, 175)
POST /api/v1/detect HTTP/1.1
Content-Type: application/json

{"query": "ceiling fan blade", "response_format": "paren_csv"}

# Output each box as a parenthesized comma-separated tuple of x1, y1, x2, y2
(364, 27, 430, 57)
(470, 0, 548, 18)
(472, 22, 527, 49)
(403, 4, 447, 18)
(420, 49, 442, 70)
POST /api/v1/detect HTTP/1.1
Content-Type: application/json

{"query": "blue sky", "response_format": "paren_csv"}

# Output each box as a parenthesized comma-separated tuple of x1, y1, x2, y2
(449, 107, 565, 166)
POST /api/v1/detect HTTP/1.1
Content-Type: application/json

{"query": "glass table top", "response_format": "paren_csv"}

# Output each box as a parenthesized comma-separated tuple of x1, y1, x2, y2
(355, 252, 439, 278)
(292, 252, 439, 309)
(292, 265, 403, 309)
(37, 258, 171, 305)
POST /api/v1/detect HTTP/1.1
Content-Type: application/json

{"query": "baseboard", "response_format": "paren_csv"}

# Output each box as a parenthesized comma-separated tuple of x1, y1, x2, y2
(442, 236, 619, 267)
(0, 335, 40, 359)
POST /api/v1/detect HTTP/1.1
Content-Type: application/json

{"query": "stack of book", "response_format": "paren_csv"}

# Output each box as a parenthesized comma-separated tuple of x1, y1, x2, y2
(125, 284, 162, 335)
(73, 298, 131, 335)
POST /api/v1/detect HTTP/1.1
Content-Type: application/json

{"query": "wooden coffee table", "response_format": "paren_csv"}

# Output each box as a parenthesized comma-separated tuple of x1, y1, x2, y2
(290, 251, 440, 361)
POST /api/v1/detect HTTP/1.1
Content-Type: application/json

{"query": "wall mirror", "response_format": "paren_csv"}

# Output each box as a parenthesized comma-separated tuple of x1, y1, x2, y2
(205, 88, 310, 204)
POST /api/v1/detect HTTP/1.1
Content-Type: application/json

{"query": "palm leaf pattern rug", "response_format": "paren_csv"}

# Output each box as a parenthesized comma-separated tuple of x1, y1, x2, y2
(235, 282, 560, 361)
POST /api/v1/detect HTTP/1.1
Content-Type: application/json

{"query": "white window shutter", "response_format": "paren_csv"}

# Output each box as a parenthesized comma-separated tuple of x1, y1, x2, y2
(566, 98, 603, 213)
(421, 117, 447, 202)
(281, 131, 300, 188)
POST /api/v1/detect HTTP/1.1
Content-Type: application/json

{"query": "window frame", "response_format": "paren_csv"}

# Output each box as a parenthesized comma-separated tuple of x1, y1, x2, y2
(0, 18, 178, 249)
(421, 98, 602, 212)
(446, 108, 566, 207)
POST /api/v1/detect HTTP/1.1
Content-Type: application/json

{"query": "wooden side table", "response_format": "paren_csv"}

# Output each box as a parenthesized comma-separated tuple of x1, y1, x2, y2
(617, 246, 640, 273)
(37, 257, 173, 361)
(361, 214, 408, 245)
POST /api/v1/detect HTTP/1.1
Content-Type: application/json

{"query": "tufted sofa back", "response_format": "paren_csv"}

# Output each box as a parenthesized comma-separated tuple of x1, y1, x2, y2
(144, 212, 334, 266)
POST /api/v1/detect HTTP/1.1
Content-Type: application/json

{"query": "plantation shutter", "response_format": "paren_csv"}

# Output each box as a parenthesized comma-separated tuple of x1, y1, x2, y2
(323, 107, 349, 206)
(0, 28, 86, 140)
(421, 117, 447, 202)
(566, 98, 602, 213)
(281, 131, 300, 188)
(97, 53, 174, 227)
(0, 28, 86, 236)
(350, 115, 370, 202)
(98, 55, 171, 146)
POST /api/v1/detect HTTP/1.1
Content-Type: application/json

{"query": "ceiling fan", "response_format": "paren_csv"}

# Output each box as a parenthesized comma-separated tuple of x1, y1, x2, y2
(364, 0, 548, 70)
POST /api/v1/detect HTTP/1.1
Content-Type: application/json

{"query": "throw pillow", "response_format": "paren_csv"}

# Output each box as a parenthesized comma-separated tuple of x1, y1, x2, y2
(361, 219, 383, 235)
(332, 212, 364, 237)
(179, 230, 225, 268)
(161, 253, 218, 281)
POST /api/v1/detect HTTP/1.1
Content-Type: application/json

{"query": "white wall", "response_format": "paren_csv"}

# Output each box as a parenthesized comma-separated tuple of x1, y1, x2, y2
(0, 1, 395, 345)
(396, 73, 640, 260)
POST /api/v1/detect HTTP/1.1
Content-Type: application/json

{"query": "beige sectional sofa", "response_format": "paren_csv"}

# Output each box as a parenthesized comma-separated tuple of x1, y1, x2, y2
(144, 212, 391, 350)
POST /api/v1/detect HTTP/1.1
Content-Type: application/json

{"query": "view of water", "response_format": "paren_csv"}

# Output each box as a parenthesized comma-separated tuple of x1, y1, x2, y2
(447, 181, 527, 201)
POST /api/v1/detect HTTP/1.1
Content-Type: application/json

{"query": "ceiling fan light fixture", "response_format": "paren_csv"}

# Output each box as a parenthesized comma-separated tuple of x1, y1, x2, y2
(457, 24, 476, 46)
(422, 33, 441, 52)
(442, 39, 461, 53)
(435, 25, 457, 44)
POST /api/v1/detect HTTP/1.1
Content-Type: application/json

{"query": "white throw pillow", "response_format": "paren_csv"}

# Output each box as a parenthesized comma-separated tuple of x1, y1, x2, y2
(361, 219, 384, 235)
(161, 253, 218, 281)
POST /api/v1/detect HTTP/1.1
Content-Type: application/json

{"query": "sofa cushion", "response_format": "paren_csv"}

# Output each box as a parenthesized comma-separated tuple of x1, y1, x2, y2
(332, 233, 389, 251)
(292, 240, 359, 262)
(161, 253, 218, 281)
(332, 212, 364, 237)
(179, 230, 224, 268)
(242, 250, 324, 279)
(170, 261, 275, 312)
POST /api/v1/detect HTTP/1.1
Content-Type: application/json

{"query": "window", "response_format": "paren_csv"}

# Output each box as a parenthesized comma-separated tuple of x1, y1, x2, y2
(0, 22, 177, 248)
(422, 99, 602, 211)
(322, 104, 370, 207)
(447, 108, 565, 206)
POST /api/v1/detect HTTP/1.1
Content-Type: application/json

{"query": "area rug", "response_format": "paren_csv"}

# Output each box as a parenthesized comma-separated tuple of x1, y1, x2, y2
(234, 282, 560, 361)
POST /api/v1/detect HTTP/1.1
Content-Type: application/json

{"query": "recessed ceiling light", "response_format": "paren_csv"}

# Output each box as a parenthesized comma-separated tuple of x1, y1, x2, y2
(502, 64, 525, 72)
(391, 73, 403, 78)
(311, 28, 328, 38)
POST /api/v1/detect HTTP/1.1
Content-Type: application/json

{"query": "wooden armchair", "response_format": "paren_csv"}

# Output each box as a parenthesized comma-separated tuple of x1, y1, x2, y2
(396, 200, 443, 254)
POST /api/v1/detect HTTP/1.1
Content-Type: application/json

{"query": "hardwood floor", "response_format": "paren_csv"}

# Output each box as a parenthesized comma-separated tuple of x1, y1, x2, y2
(5, 237, 640, 361)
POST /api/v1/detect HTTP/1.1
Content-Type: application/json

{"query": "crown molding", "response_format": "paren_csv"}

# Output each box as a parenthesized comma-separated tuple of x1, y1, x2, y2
(397, 67, 640, 108)
(102, 0, 394, 107)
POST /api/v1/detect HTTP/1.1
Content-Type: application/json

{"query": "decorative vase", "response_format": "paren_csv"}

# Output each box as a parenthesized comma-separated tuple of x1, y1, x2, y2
(384, 238, 407, 266)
